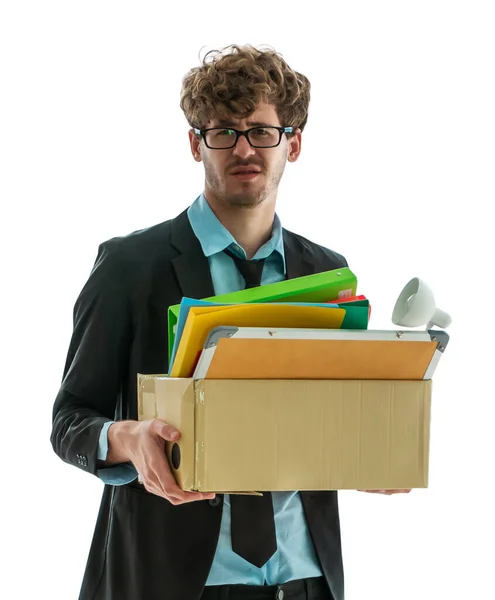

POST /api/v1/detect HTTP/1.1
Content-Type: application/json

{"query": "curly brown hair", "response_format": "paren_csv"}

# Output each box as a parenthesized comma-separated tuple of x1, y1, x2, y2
(179, 44, 311, 133)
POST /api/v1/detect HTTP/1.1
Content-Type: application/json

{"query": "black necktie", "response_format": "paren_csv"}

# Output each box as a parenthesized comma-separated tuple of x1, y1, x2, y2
(223, 246, 278, 568)
(224, 247, 266, 289)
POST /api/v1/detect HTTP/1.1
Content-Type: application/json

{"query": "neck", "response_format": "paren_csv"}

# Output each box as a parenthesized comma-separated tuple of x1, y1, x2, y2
(204, 191, 277, 259)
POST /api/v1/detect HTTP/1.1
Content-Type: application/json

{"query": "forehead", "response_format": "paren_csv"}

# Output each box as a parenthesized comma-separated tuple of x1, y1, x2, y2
(207, 103, 280, 128)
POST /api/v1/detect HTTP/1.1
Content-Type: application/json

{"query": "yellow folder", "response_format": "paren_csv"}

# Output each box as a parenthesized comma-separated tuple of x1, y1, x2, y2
(169, 304, 346, 378)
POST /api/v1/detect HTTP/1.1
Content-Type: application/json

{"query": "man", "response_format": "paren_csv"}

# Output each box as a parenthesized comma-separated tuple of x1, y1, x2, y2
(51, 44, 408, 600)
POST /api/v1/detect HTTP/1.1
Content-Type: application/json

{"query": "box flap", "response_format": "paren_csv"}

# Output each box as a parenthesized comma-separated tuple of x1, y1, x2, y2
(137, 375, 196, 490)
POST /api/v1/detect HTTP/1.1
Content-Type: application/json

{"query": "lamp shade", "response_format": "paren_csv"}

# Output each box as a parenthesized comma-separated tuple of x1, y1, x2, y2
(392, 277, 451, 329)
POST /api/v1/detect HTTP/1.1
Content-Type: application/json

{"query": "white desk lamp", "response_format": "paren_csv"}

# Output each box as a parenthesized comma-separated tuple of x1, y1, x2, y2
(392, 277, 452, 330)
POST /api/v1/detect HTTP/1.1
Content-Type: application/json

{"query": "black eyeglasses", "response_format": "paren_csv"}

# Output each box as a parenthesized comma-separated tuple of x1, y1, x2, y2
(193, 126, 294, 149)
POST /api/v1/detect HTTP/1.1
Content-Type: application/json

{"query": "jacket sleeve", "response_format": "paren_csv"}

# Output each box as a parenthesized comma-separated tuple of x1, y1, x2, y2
(50, 240, 133, 477)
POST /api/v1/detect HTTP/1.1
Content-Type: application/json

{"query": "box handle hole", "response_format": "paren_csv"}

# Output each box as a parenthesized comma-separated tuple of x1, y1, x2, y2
(171, 443, 181, 469)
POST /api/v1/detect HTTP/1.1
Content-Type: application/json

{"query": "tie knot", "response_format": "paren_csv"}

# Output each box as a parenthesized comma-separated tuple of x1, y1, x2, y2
(224, 247, 266, 289)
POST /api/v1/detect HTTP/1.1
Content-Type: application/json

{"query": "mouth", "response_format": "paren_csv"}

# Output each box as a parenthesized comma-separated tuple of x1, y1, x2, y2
(230, 167, 262, 181)
(231, 172, 261, 181)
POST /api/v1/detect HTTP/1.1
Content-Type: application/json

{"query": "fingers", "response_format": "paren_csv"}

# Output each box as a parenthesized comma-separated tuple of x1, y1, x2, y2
(141, 462, 214, 505)
(136, 423, 215, 505)
(358, 489, 412, 495)
(169, 491, 217, 505)
(152, 420, 181, 442)
(139, 469, 215, 505)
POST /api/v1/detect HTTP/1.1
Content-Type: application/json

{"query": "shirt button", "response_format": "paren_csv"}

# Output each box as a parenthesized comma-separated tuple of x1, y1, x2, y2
(209, 497, 222, 507)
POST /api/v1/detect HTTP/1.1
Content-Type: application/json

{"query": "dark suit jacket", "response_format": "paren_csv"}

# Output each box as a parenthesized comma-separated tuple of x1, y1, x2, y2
(51, 208, 348, 600)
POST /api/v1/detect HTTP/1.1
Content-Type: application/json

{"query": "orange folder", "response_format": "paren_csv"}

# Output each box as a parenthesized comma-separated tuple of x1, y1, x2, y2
(202, 338, 438, 380)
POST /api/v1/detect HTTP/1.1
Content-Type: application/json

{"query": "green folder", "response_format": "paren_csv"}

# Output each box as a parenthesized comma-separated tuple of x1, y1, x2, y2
(167, 266, 358, 359)
(339, 302, 369, 329)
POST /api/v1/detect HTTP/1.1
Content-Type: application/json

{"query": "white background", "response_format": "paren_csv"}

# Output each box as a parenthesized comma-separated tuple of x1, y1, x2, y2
(1, 1, 494, 598)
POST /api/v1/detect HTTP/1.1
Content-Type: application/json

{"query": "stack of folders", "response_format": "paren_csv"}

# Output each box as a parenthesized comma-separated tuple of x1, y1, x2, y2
(167, 266, 449, 380)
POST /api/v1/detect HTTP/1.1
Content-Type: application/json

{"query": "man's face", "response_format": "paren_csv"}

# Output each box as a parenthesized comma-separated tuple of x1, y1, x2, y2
(190, 102, 301, 209)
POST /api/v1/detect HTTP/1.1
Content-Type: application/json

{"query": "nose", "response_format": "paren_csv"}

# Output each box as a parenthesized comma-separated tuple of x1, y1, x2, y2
(232, 134, 256, 158)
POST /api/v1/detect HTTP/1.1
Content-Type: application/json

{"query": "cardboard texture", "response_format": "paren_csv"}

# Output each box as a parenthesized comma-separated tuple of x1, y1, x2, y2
(138, 375, 432, 493)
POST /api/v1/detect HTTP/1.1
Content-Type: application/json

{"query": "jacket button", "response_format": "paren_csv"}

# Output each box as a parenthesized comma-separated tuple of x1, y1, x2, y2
(276, 588, 285, 600)
(209, 497, 222, 507)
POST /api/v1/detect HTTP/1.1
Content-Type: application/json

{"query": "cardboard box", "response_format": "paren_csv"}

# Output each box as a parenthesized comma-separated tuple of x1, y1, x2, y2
(138, 375, 432, 493)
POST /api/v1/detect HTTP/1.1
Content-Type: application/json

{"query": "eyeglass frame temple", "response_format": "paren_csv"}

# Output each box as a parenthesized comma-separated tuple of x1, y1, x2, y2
(193, 126, 294, 148)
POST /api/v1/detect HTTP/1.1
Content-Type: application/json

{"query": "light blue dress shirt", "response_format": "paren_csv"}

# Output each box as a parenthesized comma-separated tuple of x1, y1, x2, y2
(96, 193, 323, 585)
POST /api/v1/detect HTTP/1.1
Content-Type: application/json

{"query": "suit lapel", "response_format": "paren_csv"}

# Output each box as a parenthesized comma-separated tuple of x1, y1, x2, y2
(283, 229, 317, 279)
(169, 214, 316, 299)
(170, 210, 215, 299)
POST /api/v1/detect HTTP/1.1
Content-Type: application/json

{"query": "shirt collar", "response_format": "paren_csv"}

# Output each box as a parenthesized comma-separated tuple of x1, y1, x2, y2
(187, 192, 286, 268)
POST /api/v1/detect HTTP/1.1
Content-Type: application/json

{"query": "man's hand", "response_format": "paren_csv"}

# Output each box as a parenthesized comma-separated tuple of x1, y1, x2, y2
(107, 419, 216, 505)
(358, 489, 412, 495)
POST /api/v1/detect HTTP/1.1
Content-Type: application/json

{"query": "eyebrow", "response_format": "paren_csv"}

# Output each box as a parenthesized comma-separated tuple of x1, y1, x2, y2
(213, 120, 273, 128)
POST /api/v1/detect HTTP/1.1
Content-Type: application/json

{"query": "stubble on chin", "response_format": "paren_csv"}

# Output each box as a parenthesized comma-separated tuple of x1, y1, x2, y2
(204, 155, 285, 210)
(224, 190, 267, 209)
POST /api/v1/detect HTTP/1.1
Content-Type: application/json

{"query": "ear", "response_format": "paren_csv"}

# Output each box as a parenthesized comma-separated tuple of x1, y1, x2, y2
(188, 129, 202, 163)
(287, 128, 302, 163)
